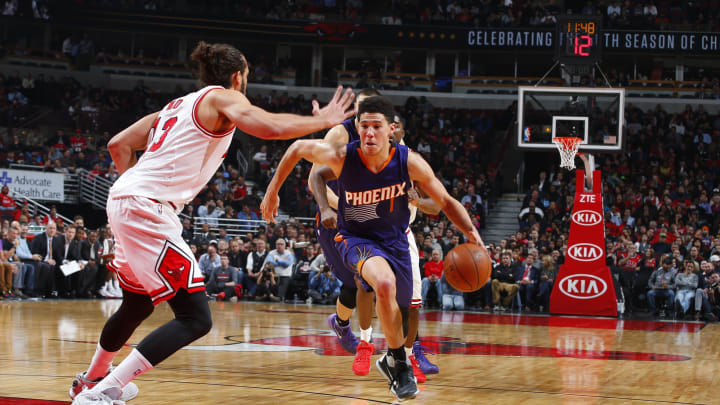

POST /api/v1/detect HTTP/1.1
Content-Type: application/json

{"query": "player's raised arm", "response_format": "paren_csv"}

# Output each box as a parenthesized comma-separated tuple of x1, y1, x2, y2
(212, 86, 354, 140)
(309, 165, 339, 229)
(407, 151, 484, 248)
(261, 140, 345, 223)
(107, 111, 160, 175)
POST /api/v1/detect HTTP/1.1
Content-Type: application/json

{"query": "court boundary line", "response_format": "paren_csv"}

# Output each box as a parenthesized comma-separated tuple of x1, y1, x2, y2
(0, 372, 396, 404)
(0, 363, 708, 405)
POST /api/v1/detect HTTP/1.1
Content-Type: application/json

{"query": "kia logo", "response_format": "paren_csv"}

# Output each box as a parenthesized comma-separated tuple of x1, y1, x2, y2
(572, 210, 602, 226)
(559, 274, 608, 299)
(567, 243, 604, 262)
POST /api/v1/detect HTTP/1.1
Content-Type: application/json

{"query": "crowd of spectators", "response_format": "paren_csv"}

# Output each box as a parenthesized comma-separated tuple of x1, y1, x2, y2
(0, 69, 505, 308)
(461, 101, 720, 319)
(3, 58, 719, 321)
(71, 0, 720, 31)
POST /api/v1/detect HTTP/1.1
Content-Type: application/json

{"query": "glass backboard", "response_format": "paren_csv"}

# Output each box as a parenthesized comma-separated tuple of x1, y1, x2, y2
(517, 86, 624, 152)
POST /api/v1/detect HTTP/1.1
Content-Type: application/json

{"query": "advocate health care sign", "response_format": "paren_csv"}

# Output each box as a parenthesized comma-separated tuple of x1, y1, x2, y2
(0, 169, 64, 202)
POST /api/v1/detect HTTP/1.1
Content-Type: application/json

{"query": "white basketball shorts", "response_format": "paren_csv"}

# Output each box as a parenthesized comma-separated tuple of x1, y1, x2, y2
(407, 228, 422, 308)
(106, 195, 205, 304)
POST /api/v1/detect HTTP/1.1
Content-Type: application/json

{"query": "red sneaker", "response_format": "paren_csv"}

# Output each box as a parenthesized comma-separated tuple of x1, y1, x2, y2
(409, 354, 427, 383)
(216, 292, 226, 301)
(352, 341, 374, 376)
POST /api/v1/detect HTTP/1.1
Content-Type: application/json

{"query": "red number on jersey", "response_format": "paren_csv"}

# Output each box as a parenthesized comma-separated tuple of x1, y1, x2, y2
(147, 116, 178, 152)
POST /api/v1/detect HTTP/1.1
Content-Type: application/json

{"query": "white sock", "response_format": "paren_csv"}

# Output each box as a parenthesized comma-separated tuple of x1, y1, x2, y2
(93, 349, 152, 393)
(404, 346, 413, 358)
(86, 343, 119, 381)
(360, 326, 373, 343)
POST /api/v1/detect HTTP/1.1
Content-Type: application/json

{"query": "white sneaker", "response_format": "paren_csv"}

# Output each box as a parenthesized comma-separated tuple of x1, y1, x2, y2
(72, 386, 126, 405)
(69, 370, 138, 402)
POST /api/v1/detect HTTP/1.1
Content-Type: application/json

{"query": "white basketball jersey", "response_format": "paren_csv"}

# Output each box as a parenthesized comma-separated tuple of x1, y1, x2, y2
(110, 86, 235, 209)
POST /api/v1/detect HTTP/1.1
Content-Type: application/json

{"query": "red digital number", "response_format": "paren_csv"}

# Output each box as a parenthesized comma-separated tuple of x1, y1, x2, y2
(147, 116, 178, 152)
(574, 35, 592, 57)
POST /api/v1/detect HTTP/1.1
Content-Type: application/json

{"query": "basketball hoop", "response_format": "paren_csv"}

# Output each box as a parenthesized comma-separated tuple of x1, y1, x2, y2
(553, 137, 583, 170)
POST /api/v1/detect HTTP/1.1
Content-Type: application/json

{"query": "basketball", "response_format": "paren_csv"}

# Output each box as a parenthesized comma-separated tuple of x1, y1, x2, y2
(443, 243, 492, 293)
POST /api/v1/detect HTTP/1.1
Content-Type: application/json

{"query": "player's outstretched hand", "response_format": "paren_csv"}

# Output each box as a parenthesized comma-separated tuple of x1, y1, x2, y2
(316, 86, 355, 127)
(465, 227, 486, 250)
(320, 206, 337, 229)
(260, 193, 280, 224)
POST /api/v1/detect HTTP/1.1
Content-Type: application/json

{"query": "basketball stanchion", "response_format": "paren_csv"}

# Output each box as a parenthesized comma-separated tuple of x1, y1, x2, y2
(549, 166, 617, 317)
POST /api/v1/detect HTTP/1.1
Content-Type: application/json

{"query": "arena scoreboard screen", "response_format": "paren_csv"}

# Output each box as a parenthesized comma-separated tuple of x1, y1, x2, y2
(555, 15, 603, 65)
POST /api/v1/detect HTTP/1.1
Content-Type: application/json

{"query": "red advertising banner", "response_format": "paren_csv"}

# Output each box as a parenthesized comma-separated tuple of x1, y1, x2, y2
(550, 170, 617, 317)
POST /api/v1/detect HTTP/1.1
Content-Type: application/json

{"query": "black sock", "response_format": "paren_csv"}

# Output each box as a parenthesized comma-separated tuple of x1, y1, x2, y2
(336, 315, 350, 327)
(389, 346, 406, 363)
(415, 333, 420, 342)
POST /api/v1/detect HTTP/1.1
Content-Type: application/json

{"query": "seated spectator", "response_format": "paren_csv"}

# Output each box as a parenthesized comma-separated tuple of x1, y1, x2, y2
(198, 244, 221, 279)
(244, 239, 269, 298)
(30, 220, 58, 298)
(206, 254, 241, 302)
(0, 240, 17, 298)
(515, 253, 539, 311)
(193, 223, 215, 247)
(440, 275, 464, 311)
(0, 185, 17, 220)
(263, 238, 295, 301)
(647, 257, 677, 317)
(79, 229, 101, 298)
(228, 238, 247, 270)
(674, 260, 698, 318)
(255, 262, 280, 302)
(421, 248, 443, 307)
(3, 225, 34, 298)
(537, 254, 557, 312)
(307, 264, 341, 304)
(237, 203, 259, 221)
(491, 251, 519, 310)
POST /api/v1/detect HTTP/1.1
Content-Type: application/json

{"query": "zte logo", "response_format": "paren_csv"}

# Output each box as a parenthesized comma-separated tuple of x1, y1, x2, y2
(559, 274, 607, 299)
(572, 210, 602, 226)
(567, 243, 603, 262)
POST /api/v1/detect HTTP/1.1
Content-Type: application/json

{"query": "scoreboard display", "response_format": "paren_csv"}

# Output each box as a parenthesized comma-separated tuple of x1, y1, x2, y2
(555, 15, 603, 65)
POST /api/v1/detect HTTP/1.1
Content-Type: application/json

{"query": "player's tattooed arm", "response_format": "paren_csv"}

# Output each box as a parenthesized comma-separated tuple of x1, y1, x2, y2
(108, 112, 160, 174)
(309, 165, 338, 229)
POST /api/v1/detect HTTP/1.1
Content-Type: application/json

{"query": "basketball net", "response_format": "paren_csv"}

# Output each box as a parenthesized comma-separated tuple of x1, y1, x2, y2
(553, 137, 583, 170)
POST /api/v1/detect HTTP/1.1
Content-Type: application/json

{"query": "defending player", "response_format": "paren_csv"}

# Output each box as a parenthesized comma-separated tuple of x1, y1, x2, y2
(70, 41, 354, 405)
(312, 114, 440, 381)
(261, 96, 483, 400)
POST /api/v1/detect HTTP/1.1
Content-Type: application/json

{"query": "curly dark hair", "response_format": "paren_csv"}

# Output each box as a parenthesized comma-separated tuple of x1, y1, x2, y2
(189, 41, 247, 88)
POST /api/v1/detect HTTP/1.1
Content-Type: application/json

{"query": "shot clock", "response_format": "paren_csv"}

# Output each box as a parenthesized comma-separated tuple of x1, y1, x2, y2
(555, 15, 602, 65)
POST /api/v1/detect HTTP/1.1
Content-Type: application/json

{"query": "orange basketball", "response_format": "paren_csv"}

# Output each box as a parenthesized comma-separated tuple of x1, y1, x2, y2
(443, 243, 492, 292)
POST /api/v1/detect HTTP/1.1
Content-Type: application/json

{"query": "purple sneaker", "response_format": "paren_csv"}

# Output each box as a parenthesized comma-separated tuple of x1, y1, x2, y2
(412, 341, 439, 374)
(328, 313, 359, 354)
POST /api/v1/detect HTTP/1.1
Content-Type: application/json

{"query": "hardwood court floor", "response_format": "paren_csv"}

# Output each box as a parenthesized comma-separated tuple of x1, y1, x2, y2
(0, 299, 716, 404)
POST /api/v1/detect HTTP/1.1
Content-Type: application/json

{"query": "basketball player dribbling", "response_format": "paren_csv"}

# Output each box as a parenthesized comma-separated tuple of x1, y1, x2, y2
(261, 96, 484, 400)
(311, 112, 441, 382)
(70, 41, 355, 405)
(308, 88, 381, 363)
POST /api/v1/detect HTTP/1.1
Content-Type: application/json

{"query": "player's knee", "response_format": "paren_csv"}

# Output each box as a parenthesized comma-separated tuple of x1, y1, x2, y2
(374, 279, 396, 301)
(187, 311, 213, 338)
(339, 285, 357, 309)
